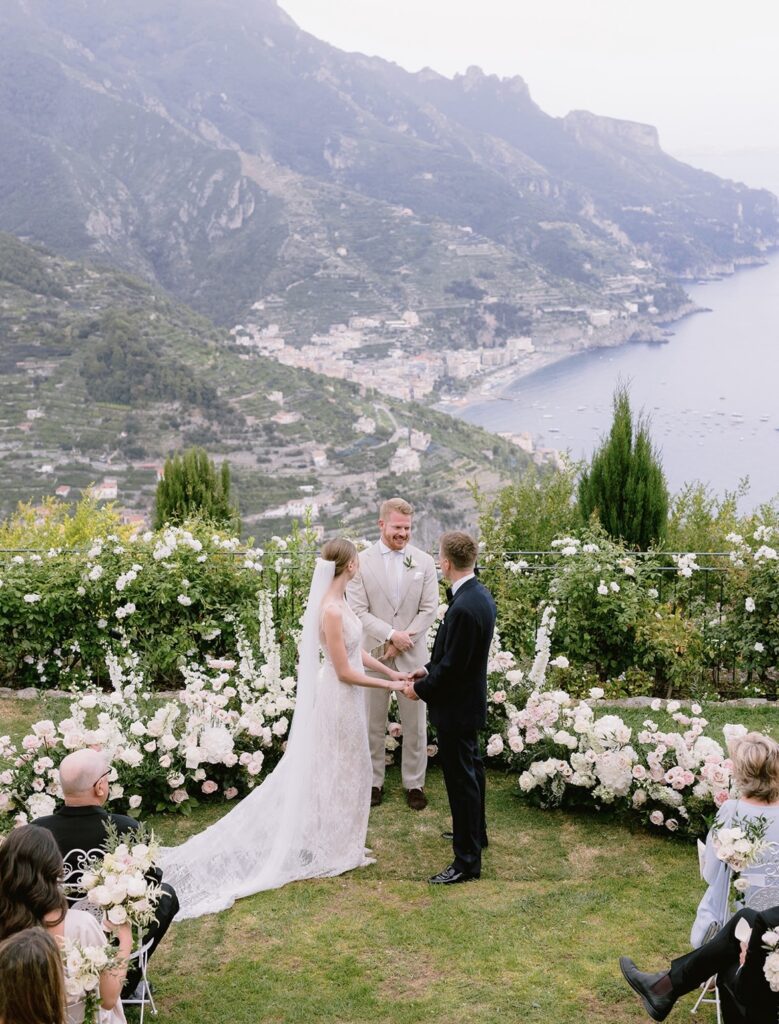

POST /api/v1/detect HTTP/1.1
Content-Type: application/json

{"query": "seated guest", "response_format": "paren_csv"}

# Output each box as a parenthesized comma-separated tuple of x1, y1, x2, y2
(0, 928, 67, 1024)
(32, 748, 179, 1000)
(0, 825, 131, 1024)
(620, 905, 779, 1023)
(693, 732, 779, 947)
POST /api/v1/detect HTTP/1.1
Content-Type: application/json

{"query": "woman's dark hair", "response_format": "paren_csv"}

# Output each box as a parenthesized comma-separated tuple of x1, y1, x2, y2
(0, 927, 67, 1024)
(0, 826, 66, 942)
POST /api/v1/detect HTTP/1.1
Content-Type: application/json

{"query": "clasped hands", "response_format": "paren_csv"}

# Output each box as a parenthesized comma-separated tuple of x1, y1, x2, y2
(386, 666, 426, 700)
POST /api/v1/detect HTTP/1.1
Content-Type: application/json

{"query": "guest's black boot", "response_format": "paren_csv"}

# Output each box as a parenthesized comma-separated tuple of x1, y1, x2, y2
(619, 957, 676, 1021)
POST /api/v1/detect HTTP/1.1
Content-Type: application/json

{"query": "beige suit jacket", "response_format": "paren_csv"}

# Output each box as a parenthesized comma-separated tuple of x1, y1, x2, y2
(347, 541, 439, 673)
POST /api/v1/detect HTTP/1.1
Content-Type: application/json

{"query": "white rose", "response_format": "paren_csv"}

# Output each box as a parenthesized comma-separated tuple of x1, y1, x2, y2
(129, 795, 142, 809)
(107, 905, 128, 925)
(126, 875, 147, 899)
(88, 885, 112, 907)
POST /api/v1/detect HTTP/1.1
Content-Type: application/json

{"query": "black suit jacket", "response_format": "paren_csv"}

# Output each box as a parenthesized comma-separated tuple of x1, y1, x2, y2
(414, 576, 497, 732)
(33, 804, 140, 856)
(32, 804, 162, 881)
(733, 906, 779, 1022)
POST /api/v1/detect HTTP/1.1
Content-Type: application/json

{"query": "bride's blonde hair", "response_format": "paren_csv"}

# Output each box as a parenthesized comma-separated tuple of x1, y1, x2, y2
(321, 538, 357, 577)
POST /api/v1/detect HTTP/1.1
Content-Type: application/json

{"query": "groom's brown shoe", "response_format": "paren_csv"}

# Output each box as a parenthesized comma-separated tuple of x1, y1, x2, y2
(371, 786, 383, 807)
(406, 788, 427, 810)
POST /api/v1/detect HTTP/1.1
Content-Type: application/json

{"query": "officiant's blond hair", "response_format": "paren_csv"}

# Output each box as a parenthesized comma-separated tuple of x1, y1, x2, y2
(321, 538, 357, 577)
(379, 497, 413, 519)
(730, 732, 779, 803)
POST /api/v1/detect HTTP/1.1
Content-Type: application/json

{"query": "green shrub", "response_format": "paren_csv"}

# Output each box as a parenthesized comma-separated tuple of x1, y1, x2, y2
(578, 384, 669, 548)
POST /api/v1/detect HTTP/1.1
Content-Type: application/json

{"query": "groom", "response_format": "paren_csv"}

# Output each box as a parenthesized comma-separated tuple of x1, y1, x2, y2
(405, 531, 496, 884)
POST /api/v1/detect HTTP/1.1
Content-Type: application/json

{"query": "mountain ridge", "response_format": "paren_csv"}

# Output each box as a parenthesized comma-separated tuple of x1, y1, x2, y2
(0, 0, 775, 334)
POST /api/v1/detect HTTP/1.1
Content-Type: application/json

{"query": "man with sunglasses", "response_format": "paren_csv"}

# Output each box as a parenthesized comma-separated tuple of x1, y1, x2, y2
(32, 747, 179, 1000)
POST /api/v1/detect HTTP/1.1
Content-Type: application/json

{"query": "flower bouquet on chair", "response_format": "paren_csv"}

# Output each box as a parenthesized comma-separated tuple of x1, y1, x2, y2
(712, 814, 769, 905)
(81, 822, 162, 930)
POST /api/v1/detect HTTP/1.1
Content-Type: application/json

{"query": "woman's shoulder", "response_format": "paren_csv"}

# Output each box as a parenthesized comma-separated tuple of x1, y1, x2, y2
(321, 600, 344, 620)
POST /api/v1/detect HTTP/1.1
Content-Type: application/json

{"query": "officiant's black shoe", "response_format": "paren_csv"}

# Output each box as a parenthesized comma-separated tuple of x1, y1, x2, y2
(370, 786, 383, 807)
(619, 957, 675, 1022)
(440, 830, 489, 848)
(406, 788, 427, 810)
(428, 864, 479, 885)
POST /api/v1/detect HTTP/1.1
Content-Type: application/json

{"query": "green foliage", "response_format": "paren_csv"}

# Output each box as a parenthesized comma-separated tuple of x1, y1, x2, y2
(665, 481, 748, 555)
(545, 529, 655, 680)
(635, 605, 704, 698)
(474, 463, 580, 656)
(154, 448, 239, 532)
(578, 384, 669, 549)
(0, 518, 317, 689)
(79, 311, 219, 407)
(0, 495, 128, 548)
(0, 232, 67, 297)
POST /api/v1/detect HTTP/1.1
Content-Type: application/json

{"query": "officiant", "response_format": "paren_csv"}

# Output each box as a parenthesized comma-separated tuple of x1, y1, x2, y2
(347, 497, 439, 811)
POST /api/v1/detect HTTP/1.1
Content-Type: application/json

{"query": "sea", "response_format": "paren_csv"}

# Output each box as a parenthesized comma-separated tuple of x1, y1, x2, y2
(455, 251, 779, 510)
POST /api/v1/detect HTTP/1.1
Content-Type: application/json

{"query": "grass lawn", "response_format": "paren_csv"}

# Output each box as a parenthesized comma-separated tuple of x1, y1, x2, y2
(142, 771, 706, 1024)
(3, 695, 775, 1022)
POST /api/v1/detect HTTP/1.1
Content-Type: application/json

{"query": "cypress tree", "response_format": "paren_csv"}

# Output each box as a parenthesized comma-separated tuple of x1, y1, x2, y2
(578, 385, 668, 548)
(154, 447, 239, 531)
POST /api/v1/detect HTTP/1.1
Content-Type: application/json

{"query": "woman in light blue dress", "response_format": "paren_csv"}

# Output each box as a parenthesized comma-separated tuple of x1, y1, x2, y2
(692, 731, 779, 947)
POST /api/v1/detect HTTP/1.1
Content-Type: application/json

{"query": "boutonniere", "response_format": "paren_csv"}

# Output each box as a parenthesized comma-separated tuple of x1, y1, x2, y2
(403, 554, 417, 570)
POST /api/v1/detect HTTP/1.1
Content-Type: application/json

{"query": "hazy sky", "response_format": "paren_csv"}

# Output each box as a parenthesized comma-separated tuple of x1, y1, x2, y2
(280, 0, 779, 190)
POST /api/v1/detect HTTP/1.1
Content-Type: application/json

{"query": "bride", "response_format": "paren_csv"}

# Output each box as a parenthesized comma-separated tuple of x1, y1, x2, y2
(160, 538, 409, 920)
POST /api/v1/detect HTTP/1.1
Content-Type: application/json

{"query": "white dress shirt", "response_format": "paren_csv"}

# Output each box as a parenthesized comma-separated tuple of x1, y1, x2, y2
(379, 541, 405, 639)
(451, 573, 476, 595)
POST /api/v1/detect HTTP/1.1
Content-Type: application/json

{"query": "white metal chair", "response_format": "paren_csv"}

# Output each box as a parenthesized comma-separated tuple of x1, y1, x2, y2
(62, 847, 158, 1023)
(690, 840, 730, 1024)
(691, 841, 779, 1023)
(744, 847, 779, 912)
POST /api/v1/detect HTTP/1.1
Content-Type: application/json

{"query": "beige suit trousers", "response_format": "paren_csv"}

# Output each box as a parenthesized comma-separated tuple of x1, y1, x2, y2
(347, 541, 439, 792)
(366, 685, 428, 790)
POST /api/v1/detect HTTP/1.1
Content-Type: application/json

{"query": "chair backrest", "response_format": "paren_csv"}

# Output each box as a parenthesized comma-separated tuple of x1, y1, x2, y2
(744, 841, 779, 913)
(61, 847, 104, 905)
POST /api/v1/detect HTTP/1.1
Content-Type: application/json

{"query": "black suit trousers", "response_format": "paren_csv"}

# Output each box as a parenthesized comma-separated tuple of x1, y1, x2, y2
(436, 727, 486, 876)
(669, 908, 762, 1024)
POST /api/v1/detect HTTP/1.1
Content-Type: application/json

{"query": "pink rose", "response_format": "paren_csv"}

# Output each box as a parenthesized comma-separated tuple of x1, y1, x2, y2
(714, 790, 730, 806)
(201, 780, 218, 795)
(225, 787, 238, 800)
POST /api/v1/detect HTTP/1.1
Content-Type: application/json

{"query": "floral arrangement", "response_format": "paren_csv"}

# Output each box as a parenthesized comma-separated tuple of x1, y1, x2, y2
(61, 936, 120, 1022)
(481, 603, 743, 839)
(0, 508, 316, 689)
(711, 814, 769, 904)
(0, 593, 297, 827)
(81, 822, 162, 930)
(762, 927, 779, 992)
(712, 816, 768, 874)
(476, 520, 779, 698)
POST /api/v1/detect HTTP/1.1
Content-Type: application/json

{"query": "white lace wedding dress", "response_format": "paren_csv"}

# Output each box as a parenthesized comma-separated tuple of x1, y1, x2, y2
(160, 566, 373, 920)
